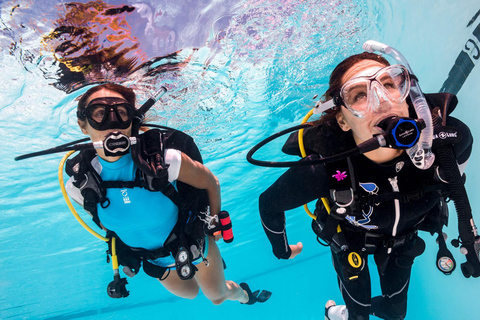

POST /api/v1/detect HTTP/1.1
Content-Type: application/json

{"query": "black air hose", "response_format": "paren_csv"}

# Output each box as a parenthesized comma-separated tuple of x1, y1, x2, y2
(432, 115, 472, 238)
(432, 114, 480, 277)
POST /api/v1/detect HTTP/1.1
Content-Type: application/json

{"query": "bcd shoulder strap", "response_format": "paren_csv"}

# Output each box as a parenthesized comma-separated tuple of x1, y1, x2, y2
(65, 149, 107, 227)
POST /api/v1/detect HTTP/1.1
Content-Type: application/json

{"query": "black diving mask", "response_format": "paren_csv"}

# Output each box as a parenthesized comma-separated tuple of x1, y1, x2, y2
(81, 97, 136, 131)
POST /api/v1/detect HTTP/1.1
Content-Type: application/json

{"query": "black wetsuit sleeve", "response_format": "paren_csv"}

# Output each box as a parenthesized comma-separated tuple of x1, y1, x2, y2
(259, 154, 330, 259)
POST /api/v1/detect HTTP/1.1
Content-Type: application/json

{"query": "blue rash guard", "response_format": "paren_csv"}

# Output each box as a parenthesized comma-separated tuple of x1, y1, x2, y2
(96, 155, 178, 252)
(66, 148, 202, 267)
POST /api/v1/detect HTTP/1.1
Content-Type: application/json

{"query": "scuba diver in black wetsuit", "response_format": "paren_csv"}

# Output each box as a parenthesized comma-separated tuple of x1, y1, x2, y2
(250, 41, 479, 319)
(16, 83, 271, 305)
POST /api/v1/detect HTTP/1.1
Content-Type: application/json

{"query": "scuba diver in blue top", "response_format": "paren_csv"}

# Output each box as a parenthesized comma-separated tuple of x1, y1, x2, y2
(249, 41, 479, 319)
(18, 83, 271, 305)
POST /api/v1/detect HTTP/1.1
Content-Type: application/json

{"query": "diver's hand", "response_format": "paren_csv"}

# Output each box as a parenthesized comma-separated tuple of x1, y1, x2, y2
(289, 242, 303, 259)
(205, 211, 233, 243)
(213, 231, 223, 241)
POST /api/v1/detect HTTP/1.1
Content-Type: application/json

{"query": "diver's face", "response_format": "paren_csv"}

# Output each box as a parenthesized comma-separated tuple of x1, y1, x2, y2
(78, 89, 133, 142)
(336, 60, 410, 144)
(336, 60, 410, 162)
(78, 89, 133, 161)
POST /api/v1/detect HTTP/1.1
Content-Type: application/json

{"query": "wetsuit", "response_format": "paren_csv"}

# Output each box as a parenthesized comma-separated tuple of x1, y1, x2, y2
(259, 116, 473, 320)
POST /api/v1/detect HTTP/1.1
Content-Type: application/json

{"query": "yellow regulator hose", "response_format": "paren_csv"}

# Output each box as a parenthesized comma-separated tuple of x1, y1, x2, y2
(58, 151, 122, 272)
(58, 151, 109, 242)
(298, 109, 332, 219)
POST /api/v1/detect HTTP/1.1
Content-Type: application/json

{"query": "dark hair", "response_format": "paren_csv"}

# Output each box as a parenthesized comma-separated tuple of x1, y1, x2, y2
(319, 52, 390, 124)
(77, 83, 136, 120)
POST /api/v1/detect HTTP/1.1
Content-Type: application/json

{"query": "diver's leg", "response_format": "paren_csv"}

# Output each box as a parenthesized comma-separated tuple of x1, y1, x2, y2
(371, 236, 425, 320)
(328, 249, 371, 320)
(194, 236, 249, 305)
(157, 269, 200, 299)
(371, 254, 410, 320)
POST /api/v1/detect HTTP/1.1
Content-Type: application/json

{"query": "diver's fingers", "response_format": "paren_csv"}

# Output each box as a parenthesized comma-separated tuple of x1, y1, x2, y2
(289, 242, 303, 259)
(213, 231, 223, 241)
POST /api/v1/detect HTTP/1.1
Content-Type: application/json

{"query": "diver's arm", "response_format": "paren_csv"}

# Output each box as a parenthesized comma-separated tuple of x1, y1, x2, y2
(176, 152, 221, 216)
(259, 155, 329, 259)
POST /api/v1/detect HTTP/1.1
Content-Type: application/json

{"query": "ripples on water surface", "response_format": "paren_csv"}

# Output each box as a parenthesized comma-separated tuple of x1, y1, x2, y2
(1, 0, 479, 319)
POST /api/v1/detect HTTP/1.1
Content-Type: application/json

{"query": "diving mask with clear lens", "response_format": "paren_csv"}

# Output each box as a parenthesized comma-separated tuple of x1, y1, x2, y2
(82, 97, 136, 130)
(335, 64, 411, 117)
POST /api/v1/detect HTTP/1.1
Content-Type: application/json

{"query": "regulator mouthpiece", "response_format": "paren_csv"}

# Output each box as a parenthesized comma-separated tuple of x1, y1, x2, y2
(377, 116, 424, 149)
(101, 131, 136, 157)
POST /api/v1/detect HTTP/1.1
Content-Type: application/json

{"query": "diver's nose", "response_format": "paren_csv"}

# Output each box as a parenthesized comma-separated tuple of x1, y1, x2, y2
(108, 107, 119, 121)
(371, 85, 391, 114)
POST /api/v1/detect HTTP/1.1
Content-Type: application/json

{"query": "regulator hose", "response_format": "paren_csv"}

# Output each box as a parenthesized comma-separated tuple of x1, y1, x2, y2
(432, 114, 480, 277)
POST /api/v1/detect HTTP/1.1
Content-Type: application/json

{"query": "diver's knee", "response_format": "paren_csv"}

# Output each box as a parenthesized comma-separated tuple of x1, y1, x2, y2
(205, 289, 230, 305)
(183, 286, 200, 300)
(209, 295, 226, 305)
(164, 282, 199, 300)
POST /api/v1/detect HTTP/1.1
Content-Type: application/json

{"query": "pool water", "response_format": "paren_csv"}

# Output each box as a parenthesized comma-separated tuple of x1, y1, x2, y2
(1, 1, 479, 319)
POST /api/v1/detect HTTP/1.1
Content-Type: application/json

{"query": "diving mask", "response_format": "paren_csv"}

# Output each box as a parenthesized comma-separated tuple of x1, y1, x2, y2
(334, 64, 410, 117)
(331, 65, 411, 117)
(79, 97, 136, 130)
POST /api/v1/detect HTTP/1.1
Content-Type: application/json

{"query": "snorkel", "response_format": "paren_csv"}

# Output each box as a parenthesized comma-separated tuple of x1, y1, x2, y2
(14, 86, 167, 161)
(131, 86, 167, 136)
(363, 40, 435, 170)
